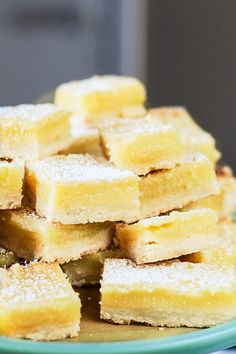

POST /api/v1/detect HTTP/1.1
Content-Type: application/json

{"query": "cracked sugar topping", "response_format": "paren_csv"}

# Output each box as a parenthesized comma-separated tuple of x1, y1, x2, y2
(100, 117, 173, 137)
(0, 262, 73, 303)
(27, 154, 136, 182)
(58, 75, 143, 96)
(102, 259, 236, 294)
(0, 104, 68, 122)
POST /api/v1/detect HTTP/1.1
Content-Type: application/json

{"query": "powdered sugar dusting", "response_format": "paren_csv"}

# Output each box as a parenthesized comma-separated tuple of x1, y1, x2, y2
(58, 76, 142, 96)
(27, 154, 135, 182)
(101, 118, 173, 137)
(0, 104, 68, 122)
(0, 262, 73, 303)
(102, 259, 236, 294)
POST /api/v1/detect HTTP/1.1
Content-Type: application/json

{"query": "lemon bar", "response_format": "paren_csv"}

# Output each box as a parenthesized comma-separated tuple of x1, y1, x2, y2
(62, 248, 123, 287)
(140, 153, 219, 218)
(148, 107, 221, 164)
(184, 166, 236, 218)
(0, 262, 81, 340)
(54, 75, 146, 124)
(116, 209, 218, 264)
(0, 206, 114, 263)
(0, 104, 72, 160)
(181, 219, 236, 266)
(100, 118, 183, 175)
(0, 159, 24, 209)
(100, 259, 236, 327)
(0, 248, 18, 267)
(26, 154, 140, 224)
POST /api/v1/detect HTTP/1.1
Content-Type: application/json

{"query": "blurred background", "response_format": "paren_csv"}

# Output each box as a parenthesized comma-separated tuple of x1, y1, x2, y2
(0, 0, 235, 168)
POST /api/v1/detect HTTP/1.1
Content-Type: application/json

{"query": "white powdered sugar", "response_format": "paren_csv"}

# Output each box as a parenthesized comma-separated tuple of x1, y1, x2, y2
(0, 263, 72, 304)
(0, 104, 67, 122)
(58, 76, 141, 96)
(27, 154, 136, 183)
(102, 259, 236, 294)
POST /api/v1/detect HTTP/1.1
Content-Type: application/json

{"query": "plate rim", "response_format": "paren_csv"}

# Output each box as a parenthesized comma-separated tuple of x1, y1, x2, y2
(0, 320, 236, 354)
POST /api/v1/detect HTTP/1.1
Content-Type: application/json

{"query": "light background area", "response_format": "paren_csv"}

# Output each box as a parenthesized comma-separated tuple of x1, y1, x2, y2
(0, 0, 121, 104)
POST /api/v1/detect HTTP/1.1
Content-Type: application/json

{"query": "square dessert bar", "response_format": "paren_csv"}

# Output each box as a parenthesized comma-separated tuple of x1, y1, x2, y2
(100, 259, 236, 327)
(0, 262, 81, 340)
(116, 209, 219, 264)
(62, 248, 123, 287)
(0, 206, 114, 263)
(184, 166, 236, 218)
(0, 104, 72, 160)
(54, 75, 146, 123)
(140, 153, 219, 218)
(0, 159, 24, 209)
(100, 118, 183, 175)
(181, 219, 236, 266)
(25, 154, 140, 224)
(148, 107, 221, 164)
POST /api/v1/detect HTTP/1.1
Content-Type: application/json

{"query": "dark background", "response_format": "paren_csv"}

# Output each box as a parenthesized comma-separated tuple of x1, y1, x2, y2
(148, 0, 236, 169)
(0, 0, 235, 168)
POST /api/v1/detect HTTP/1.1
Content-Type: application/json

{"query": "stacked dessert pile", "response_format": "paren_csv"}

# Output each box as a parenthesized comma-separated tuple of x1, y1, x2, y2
(0, 76, 235, 340)
(0, 105, 83, 340)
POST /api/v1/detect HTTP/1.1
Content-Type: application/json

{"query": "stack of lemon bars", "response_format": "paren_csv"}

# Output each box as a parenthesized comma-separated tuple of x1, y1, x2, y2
(0, 75, 236, 341)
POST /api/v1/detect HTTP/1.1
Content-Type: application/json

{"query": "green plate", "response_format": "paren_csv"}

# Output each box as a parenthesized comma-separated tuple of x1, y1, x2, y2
(0, 288, 236, 354)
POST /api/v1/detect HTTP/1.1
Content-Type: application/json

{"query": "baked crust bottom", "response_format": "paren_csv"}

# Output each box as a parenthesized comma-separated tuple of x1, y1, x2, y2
(101, 307, 236, 328)
(16, 322, 80, 341)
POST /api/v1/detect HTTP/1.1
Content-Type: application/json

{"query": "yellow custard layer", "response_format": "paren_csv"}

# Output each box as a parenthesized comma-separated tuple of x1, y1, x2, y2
(181, 220, 236, 266)
(55, 75, 146, 124)
(148, 106, 220, 164)
(116, 209, 218, 264)
(0, 262, 81, 340)
(25, 154, 140, 224)
(184, 166, 236, 218)
(140, 153, 219, 218)
(0, 206, 114, 263)
(100, 118, 183, 175)
(0, 104, 72, 160)
(103, 289, 236, 311)
(0, 159, 24, 209)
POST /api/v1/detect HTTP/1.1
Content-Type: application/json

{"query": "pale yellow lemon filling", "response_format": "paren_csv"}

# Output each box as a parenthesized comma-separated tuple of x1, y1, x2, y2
(140, 155, 218, 217)
(0, 166, 23, 197)
(36, 112, 72, 154)
(118, 210, 217, 245)
(104, 128, 183, 173)
(0, 208, 113, 262)
(185, 176, 236, 217)
(102, 288, 236, 311)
